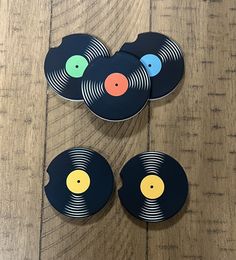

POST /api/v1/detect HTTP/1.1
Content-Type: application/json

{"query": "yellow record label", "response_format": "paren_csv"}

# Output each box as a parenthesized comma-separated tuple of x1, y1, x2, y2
(66, 170, 90, 194)
(140, 175, 165, 199)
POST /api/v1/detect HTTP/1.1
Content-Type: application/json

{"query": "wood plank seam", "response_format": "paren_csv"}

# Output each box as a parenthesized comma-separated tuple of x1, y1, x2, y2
(39, 1, 53, 259)
(146, 1, 153, 259)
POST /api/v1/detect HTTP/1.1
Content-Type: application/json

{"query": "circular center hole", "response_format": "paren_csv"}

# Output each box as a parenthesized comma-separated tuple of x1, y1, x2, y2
(148, 64, 152, 67)
(115, 83, 118, 86)
(75, 65, 79, 68)
(77, 180, 80, 183)
(150, 185, 154, 189)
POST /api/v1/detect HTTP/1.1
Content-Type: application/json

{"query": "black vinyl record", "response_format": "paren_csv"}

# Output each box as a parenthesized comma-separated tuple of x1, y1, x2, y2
(118, 151, 188, 223)
(44, 34, 110, 101)
(120, 32, 184, 100)
(81, 52, 151, 121)
(45, 147, 114, 218)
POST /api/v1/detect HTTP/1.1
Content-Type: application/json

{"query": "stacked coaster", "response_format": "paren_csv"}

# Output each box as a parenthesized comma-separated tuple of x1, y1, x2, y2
(44, 32, 184, 121)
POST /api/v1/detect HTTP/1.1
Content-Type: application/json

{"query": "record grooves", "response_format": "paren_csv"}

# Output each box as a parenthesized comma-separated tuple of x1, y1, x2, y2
(44, 34, 110, 101)
(81, 52, 151, 121)
(45, 147, 114, 218)
(118, 151, 188, 223)
(120, 32, 184, 100)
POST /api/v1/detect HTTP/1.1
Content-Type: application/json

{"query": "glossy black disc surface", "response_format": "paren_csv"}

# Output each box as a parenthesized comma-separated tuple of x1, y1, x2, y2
(118, 151, 188, 222)
(45, 147, 114, 218)
(44, 34, 110, 101)
(120, 32, 184, 100)
(81, 52, 151, 121)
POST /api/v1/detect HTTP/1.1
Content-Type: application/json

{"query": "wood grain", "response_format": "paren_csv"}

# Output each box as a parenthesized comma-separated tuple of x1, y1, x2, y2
(1, 0, 235, 259)
(40, 1, 150, 259)
(149, 0, 236, 260)
(0, 1, 50, 259)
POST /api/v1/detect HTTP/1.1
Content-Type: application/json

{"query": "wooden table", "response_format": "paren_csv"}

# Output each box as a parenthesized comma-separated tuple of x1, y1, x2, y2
(0, 1, 235, 259)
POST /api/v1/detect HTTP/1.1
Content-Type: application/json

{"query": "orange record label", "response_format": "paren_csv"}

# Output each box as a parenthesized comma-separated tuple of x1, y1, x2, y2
(104, 73, 128, 96)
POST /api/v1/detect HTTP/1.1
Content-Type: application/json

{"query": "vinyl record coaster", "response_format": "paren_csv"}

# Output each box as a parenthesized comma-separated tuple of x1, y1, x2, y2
(44, 34, 110, 101)
(120, 32, 184, 100)
(45, 147, 114, 218)
(118, 151, 188, 223)
(81, 52, 151, 121)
